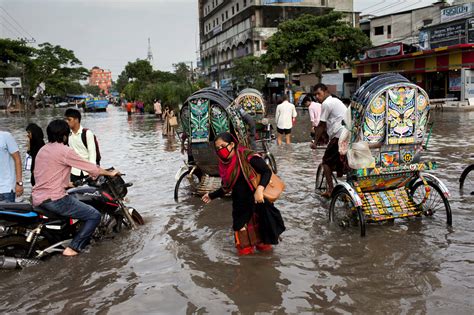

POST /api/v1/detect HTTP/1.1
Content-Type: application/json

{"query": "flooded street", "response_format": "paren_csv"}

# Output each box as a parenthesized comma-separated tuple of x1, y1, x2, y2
(1, 106, 473, 314)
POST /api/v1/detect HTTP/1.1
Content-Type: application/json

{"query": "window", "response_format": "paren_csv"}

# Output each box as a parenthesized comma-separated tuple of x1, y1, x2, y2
(244, 0, 247, 7)
(236, 3, 239, 12)
(217, 17, 219, 24)
(232, 6, 234, 15)
(374, 26, 384, 35)
(212, 1, 214, 9)
(226, 11, 228, 19)
(222, 13, 224, 21)
(387, 25, 392, 38)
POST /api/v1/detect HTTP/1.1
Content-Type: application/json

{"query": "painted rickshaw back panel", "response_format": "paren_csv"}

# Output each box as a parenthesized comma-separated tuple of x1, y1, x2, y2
(329, 73, 451, 236)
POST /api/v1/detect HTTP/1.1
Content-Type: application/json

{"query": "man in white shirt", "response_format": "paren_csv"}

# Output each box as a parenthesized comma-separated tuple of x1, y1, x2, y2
(0, 131, 23, 202)
(275, 95, 297, 145)
(65, 108, 97, 182)
(313, 83, 348, 197)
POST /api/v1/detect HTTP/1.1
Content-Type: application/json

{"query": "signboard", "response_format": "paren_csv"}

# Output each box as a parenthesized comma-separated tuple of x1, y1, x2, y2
(0, 77, 22, 89)
(429, 21, 466, 48)
(441, 3, 473, 23)
(468, 18, 474, 43)
(449, 72, 461, 91)
(360, 43, 402, 60)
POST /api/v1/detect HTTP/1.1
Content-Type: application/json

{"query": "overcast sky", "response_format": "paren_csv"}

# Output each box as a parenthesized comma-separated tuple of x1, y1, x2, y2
(1, 0, 441, 79)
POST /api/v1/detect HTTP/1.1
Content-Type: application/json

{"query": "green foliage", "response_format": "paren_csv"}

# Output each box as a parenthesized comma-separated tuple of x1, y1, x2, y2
(1, 39, 89, 99)
(116, 59, 200, 112)
(173, 62, 191, 82)
(0, 38, 35, 78)
(230, 56, 267, 91)
(264, 11, 371, 77)
(84, 84, 101, 96)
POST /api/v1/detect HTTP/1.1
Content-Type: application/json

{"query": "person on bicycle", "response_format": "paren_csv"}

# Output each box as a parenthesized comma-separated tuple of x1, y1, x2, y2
(313, 83, 348, 198)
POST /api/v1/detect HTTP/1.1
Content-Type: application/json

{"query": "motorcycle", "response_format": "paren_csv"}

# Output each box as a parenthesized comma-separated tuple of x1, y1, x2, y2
(0, 170, 144, 269)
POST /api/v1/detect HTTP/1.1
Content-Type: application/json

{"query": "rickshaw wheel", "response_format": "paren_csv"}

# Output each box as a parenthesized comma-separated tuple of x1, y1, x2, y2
(410, 180, 452, 226)
(264, 153, 278, 174)
(174, 169, 201, 202)
(459, 164, 474, 195)
(329, 189, 366, 237)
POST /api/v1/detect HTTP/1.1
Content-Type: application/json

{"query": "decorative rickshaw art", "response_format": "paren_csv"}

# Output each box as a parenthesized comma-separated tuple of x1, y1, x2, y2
(174, 88, 277, 201)
(325, 73, 452, 236)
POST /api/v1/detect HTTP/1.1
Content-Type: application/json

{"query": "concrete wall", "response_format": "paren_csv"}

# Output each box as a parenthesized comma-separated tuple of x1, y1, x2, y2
(369, 4, 443, 46)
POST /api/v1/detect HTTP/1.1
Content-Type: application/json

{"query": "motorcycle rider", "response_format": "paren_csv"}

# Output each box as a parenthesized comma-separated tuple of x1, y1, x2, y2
(32, 120, 120, 257)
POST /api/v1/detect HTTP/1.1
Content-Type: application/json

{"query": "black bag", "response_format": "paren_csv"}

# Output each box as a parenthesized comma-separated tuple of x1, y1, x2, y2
(81, 128, 102, 165)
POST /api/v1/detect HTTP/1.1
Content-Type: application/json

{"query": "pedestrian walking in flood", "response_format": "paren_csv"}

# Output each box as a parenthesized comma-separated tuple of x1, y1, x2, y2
(202, 132, 285, 256)
(275, 95, 297, 145)
(64, 108, 101, 183)
(154, 99, 162, 120)
(26, 123, 45, 186)
(126, 100, 133, 116)
(0, 130, 23, 202)
(162, 106, 176, 136)
(313, 83, 348, 198)
(304, 95, 328, 148)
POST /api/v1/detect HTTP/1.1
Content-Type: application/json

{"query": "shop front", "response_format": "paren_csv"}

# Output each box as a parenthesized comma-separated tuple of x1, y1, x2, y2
(353, 44, 474, 101)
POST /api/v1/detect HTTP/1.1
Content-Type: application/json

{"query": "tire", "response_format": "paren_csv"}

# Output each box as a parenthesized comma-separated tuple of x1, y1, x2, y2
(315, 164, 327, 192)
(411, 180, 452, 226)
(0, 236, 34, 259)
(264, 154, 278, 174)
(130, 208, 145, 225)
(329, 189, 366, 237)
(459, 164, 474, 195)
(174, 169, 201, 202)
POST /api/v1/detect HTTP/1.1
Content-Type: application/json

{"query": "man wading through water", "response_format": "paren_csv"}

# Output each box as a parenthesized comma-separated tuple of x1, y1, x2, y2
(64, 108, 99, 182)
(313, 83, 348, 198)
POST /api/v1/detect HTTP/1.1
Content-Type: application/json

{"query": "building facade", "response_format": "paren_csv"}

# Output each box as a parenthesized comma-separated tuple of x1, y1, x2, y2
(354, 2, 474, 102)
(198, 0, 356, 91)
(89, 67, 112, 95)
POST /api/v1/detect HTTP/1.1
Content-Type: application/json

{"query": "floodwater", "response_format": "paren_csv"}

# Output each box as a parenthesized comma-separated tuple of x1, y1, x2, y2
(1, 106, 473, 314)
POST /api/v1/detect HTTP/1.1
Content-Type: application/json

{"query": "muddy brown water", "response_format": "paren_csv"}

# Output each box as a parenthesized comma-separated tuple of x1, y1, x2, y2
(0, 106, 473, 314)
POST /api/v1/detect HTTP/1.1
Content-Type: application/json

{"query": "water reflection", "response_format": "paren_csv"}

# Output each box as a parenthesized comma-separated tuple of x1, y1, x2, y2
(0, 107, 473, 313)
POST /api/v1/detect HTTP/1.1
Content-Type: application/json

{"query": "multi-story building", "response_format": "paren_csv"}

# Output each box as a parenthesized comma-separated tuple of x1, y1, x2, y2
(89, 66, 112, 95)
(354, 1, 474, 102)
(198, 0, 356, 92)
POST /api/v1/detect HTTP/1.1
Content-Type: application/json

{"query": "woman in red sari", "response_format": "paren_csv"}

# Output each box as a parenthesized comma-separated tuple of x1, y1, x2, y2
(202, 132, 285, 255)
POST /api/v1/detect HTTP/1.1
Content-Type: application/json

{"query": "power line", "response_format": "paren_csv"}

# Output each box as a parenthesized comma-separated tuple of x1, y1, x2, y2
(359, 1, 388, 14)
(0, 6, 35, 41)
(0, 15, 26, 39)
(0, 21, 23, 39)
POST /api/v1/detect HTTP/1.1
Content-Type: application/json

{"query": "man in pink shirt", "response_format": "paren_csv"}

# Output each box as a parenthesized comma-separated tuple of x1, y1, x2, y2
(33, 120, 119, 257)
(305, 95, 328, 148)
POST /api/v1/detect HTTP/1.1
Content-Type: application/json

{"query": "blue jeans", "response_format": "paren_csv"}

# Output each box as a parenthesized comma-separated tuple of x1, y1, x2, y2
(42, 195, 101, 251)
(0, 191, 15, 202)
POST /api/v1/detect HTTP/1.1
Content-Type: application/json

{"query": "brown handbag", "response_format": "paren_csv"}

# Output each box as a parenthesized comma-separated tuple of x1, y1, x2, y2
(250, 172, 286, 203)
(237, 152, 286, 203)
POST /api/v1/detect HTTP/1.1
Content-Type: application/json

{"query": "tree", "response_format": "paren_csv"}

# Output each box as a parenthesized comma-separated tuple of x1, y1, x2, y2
(230, 56, 267, 91)
(264, 11, 371, 80)
(84, 84, 101, 96)
(173, 62, 191, 82)
(0, 38, 35, 78)
(28, 42, 88, 97)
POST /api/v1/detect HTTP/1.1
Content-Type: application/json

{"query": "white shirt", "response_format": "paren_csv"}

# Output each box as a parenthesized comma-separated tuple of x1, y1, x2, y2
(275, 100, 297, 129)
(68, 126, 97, 176)
(320, 96, 346, 140)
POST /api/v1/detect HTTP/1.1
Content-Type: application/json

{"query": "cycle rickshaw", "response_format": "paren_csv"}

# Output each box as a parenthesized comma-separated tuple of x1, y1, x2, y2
(320, 73, 452, 236)
(174, 88, 276, 201)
